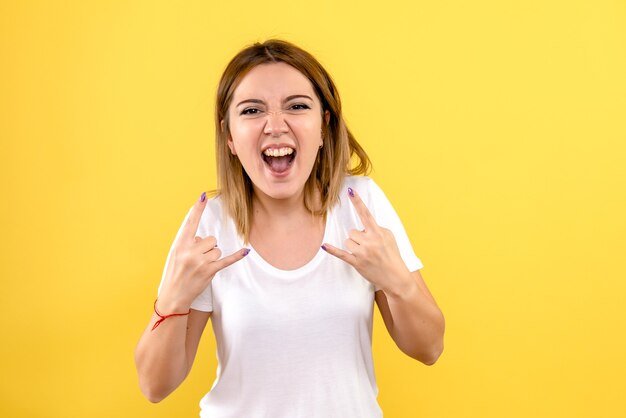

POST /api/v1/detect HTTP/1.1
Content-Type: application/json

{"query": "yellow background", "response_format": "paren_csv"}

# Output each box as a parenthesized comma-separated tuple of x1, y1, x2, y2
(1, 0, 625, 417)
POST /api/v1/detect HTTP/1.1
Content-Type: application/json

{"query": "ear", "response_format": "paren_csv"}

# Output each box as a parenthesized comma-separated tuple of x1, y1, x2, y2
(221, 120, 237, 155)
(228, 140, 236, 155)
(320, 111, 330, 147)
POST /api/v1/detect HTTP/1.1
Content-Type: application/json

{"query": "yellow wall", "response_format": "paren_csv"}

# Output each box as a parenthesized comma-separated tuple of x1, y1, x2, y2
(1, 1, 625, 417)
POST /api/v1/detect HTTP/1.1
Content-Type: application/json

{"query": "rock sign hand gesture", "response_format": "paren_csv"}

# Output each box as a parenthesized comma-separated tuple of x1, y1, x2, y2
(157, 192, 249, 313)
(322, 187, 413, 294)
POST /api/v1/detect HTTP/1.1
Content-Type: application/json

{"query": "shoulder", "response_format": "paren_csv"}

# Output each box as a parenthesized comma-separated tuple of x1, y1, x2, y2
(343, 174, 375, 190)
(341, 175, 386, 208)
(332, 175, 384, 219)
(195, 193, 229, 237)
(341, 175, 379, 200)
(201, 193, 224, 219)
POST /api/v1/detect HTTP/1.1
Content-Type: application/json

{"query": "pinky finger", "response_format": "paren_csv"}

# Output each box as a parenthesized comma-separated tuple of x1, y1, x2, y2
(321, 243, 356, 266)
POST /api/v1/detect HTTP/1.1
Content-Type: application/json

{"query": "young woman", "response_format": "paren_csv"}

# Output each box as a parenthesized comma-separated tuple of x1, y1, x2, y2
(135, 39, 445, 417)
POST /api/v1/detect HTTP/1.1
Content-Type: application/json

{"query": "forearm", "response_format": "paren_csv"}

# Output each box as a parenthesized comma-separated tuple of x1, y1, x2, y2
(134, 311, 191, 402)
(383, 274, 445, 364)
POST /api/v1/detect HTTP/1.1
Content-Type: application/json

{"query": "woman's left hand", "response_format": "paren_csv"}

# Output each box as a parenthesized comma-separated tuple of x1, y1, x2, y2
(322, 187, 412, 293)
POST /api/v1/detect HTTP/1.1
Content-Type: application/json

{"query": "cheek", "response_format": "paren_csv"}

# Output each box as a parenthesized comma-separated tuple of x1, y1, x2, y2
(289, 116, 322, 136)
(229, 120, 264, 147)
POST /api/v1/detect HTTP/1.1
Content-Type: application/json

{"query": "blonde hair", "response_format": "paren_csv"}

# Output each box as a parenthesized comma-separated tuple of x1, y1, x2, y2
(214, 39, 371, 243)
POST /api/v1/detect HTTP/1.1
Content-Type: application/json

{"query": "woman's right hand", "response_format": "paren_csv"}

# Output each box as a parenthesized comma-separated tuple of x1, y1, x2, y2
(157, 192, 249, 313)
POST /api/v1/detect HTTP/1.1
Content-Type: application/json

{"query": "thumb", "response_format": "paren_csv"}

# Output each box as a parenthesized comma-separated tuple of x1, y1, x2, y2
(321, 243, 356, 266)
(211, 248, 251, 272)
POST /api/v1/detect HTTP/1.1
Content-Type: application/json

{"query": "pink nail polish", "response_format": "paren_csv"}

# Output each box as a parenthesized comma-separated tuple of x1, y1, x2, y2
(199, 192, 206, 202)
(348, 187, 354, 197)
(242, 248, 250, 256)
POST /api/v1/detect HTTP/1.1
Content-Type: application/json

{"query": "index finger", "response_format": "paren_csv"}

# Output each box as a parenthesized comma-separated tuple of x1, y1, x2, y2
(182, 191, 208, 240)
(347, 187, 377, 230)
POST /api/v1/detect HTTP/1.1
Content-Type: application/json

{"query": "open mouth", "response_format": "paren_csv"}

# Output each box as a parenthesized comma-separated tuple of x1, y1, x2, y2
(262, 147, 296, 174)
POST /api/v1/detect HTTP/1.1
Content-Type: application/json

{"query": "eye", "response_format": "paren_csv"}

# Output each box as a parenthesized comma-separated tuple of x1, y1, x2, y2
(289, 103, 311, 111)
(240, 107, 262, 116)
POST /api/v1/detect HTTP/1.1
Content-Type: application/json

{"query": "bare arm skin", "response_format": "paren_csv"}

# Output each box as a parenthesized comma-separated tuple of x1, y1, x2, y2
(375, 270, 445, 365)
(322, 187, 445, 365)
(134, 309, 211, 402)
(134, 192, 247, 402)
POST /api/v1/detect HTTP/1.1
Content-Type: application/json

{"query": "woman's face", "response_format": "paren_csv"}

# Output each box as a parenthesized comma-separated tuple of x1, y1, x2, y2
(226, 62, 328, 202)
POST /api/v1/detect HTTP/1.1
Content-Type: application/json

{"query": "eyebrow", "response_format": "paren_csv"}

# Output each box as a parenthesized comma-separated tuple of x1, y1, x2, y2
(235, 95, 314, 107)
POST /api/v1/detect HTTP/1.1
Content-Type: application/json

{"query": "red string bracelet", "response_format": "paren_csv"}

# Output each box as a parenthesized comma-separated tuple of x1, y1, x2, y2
(151, 299, 191, 331)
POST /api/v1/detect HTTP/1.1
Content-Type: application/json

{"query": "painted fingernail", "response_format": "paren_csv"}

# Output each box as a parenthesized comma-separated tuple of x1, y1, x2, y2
(321, 244, 327, 252)
(242, 248, 250, 256)
(199, 191, 206, 202)
(348, 187, 354, 197)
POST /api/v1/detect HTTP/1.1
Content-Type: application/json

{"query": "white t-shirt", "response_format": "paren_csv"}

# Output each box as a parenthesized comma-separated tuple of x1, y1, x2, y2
(158, 175, 423, 418)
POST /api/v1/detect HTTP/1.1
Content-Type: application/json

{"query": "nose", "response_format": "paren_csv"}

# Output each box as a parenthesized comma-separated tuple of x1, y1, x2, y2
(264, 110, 289, 137)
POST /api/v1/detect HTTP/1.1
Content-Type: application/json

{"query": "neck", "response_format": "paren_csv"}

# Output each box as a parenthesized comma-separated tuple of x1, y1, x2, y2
(252, 187, 305, 219)
(248, 184, 327, 268)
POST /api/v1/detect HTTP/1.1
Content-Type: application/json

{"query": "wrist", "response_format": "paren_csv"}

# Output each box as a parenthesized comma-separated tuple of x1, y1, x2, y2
(155, 294, 192, 314)
(152, 298, 191, 331)
(382, 270, 418, 300)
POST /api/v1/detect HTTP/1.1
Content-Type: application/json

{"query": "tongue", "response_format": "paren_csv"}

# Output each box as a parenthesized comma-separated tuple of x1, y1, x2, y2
(266, 155, 291, 173)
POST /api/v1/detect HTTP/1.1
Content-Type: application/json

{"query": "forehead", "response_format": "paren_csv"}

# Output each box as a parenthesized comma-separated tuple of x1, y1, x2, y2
(232, 62, 316, 102)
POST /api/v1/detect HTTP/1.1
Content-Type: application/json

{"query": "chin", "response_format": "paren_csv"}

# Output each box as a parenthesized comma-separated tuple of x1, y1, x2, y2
(247, 160, 317, 202)
(262, 186, 301, 201)
(255, 178, 306, 201)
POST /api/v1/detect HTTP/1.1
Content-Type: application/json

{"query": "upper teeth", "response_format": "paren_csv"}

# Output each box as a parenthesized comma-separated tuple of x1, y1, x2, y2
(263, 147, 294, 157)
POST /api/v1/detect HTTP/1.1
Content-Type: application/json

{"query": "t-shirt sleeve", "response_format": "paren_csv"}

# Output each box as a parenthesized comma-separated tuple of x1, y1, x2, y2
(364, 178, 424, 291)
(156, 204, 213, 312)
